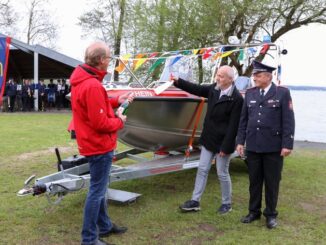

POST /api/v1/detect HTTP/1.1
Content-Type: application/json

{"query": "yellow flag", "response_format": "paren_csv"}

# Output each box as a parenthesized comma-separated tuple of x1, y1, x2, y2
(220, 51, 233, 58)
(134, 58, 147, 71)
(115, 54, 131, 73)
(133, 54, 145, 69)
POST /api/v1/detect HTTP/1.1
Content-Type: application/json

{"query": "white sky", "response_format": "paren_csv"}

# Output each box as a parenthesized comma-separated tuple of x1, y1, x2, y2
(10, 0, 326, 87)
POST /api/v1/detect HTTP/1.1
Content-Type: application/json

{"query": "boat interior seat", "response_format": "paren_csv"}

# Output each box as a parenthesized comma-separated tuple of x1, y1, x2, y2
(128, 82, 144, 88)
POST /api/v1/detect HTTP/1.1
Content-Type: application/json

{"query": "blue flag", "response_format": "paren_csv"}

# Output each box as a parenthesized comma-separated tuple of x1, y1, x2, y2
(0, 37, 11, 104)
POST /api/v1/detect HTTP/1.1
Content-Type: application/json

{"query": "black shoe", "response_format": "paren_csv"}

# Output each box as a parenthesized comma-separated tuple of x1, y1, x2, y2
(266, 217, 277, 229)
(217, 204, 232, 215)
(179, 200, 200, 212)
(99, 223, 128, 238)
(240, 213, 261, 223)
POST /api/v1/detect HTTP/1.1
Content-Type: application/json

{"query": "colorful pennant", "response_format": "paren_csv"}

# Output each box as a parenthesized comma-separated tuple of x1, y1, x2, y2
(148, 58, 166, 74)
(115, 54, 131, 73)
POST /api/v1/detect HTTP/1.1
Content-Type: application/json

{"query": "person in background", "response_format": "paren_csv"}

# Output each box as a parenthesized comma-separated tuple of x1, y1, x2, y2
(47, 79, 56, 109)
(16, 81, 23, 111)
(70, 41, 133, 245)
(2, 82, 9, 112)
(7, 79, 17, 112)
(28, 81, 35, 111)
(56, 79, 63, 110)
(62, 79, 70, 108)
(22, 80, 31, 112)
(236, 60, 295, 229)
(171, 66, 243, 214)
(38, 80, 47, 111)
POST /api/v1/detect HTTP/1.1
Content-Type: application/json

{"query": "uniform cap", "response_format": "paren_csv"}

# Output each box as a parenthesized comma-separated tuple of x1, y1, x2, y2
(252, 60, 276, 74)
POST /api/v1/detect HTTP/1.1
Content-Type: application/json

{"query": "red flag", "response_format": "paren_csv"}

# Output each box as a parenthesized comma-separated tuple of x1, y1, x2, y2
(0, 36, 11, 106)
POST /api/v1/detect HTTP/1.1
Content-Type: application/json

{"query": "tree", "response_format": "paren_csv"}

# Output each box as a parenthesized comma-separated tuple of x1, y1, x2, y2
(79, 0, 326, 83)
(0, 0, 16, 35)
(213, 0, 326, 75)
(79, 0, 129, 81)
(25, 0, 58, 48)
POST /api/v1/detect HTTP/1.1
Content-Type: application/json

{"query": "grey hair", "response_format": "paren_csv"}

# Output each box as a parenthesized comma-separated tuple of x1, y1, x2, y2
(220, 65, 235, 81)
(84, 43, 108, 67)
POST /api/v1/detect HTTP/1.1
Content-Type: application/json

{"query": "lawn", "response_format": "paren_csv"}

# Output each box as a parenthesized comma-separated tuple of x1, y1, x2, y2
(0, 112, 325, 245)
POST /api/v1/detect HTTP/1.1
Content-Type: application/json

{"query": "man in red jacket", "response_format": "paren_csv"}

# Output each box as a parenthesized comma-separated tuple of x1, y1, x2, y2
(70, 42, 132, 245)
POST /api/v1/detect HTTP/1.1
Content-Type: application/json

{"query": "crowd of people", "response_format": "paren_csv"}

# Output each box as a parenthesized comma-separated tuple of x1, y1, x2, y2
(2, 78, 71, 112)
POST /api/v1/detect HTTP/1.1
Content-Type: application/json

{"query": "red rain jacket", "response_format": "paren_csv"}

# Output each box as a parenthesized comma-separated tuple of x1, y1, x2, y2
(70, 64, 123, 156)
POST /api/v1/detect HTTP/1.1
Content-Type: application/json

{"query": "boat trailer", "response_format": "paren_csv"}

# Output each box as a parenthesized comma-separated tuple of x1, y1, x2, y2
(18, 148, 237, 204)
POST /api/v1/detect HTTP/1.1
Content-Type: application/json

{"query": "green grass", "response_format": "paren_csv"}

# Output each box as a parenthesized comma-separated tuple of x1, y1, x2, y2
(0, 112, 326, 245)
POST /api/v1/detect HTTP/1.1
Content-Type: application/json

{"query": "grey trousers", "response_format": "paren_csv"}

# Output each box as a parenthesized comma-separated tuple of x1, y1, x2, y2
(192, 146, 232, 204)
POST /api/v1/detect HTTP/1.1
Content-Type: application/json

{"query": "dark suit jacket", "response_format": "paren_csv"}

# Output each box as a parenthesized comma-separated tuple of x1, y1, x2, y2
(175, 78, 244, 154)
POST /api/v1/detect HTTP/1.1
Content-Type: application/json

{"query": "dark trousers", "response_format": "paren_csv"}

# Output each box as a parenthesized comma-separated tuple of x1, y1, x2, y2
(38, 95, 46, 111)
(9, 95, 16, 112)
(22, 96, 29, 111)
(246, 151, 283, 218)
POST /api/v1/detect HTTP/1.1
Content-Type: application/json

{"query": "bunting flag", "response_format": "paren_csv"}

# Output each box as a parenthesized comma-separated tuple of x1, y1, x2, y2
(0, 36, 11, 106)
(148, 58, 166, 74)
(115, 54, 131, 73)
(133, 52, 159, 71)
(113, 43, 269, 75)
(133, 53, 145, 69)
(149, 52, 159, 58)
(212, 52, 222, 60)
(192, 49, 199, 55)
(170, 56, 182, 66)
(238, 50, 244, 61)
(260, 44, 270, 55)
(199, 48, 206, 54)
(182, 50, 192, 55)
(203, 48, 213, 59)
(220, 50, 234, 58)
(134, 58, 147, 71)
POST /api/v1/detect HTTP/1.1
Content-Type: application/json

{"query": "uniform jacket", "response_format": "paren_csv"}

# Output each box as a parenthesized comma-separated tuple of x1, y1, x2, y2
(236, 83, 295, 153)
(7, 82, 17, 97)
(175, 78, 243, 154)
(70, 64, 123, 156)
(22, 84, 32, 98)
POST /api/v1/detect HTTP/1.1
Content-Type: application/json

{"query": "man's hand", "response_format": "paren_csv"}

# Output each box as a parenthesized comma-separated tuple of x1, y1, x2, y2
(118, 92, 134, 104)
(170, 73, 179, 82)
(280, 148, 292, 157)
(116, 107, 127, 123)
(236, 144, 245, 157)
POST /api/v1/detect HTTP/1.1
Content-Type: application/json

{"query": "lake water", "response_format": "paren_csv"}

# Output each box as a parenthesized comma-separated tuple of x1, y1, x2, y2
(291, 90, 326, 143)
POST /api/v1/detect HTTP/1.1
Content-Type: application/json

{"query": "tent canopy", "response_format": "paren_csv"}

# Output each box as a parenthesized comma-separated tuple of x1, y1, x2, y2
(1, 33, 82, 80)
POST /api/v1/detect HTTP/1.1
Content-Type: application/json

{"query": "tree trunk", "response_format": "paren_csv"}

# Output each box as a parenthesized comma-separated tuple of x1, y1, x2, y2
(197, 56, 203, 84)
(152, 0, 166, 81)
(114, 0, 126, 81)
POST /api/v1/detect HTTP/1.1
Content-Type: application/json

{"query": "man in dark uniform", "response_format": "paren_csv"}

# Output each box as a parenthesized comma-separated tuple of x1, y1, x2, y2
(236, 60, 295, 229)
(38, 80, 46, 111)
(7, 80, 17, 112)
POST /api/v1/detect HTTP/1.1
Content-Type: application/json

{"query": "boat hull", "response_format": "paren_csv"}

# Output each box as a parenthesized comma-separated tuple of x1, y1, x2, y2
(108, 88, 207, 152)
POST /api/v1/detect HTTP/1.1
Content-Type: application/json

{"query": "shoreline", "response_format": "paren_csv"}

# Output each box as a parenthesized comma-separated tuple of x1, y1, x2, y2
(294, 140, 326, 150)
